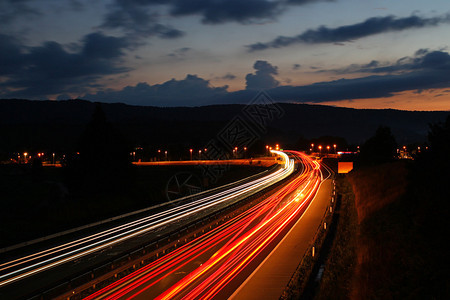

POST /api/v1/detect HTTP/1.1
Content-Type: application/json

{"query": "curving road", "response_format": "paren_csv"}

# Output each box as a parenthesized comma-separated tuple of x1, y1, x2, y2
(83, 151, 323, 300)
(0, 151, 293, 298)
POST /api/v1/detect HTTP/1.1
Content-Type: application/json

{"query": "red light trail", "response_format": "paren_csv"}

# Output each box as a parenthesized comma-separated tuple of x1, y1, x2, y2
(85, 151, 324, 300)
(0, 152, 292, 288)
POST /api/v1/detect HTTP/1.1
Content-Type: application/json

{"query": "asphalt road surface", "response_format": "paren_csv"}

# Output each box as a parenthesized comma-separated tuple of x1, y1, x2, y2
(83, 151, 328, 300)
(0, 152, 291, 299)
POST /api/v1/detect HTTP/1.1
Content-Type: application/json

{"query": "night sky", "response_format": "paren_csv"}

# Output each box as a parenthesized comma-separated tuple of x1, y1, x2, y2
(1, 0, 450, 110)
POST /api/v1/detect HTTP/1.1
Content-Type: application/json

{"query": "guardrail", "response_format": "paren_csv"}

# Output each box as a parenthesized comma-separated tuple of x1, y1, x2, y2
(22, 164, 293, 300)
(25, 166, 297, 300)
(281, 177, 337, 300)
(0, 164, 280, 255)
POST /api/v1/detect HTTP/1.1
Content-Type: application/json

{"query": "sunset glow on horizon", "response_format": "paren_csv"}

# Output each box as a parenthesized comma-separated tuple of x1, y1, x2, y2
(1, 0, 450, 110)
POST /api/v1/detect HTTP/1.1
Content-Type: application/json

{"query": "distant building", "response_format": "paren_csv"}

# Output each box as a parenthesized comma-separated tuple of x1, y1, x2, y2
(338, 162, 353, 173)
(398, 147, 413, 159)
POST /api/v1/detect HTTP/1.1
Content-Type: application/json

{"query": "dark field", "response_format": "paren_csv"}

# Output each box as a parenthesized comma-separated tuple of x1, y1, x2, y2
(0, 164, 267, 248)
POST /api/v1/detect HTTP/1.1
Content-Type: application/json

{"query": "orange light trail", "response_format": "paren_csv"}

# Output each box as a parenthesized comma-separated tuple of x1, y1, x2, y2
(0, 154, 293, 288)
(84, 151, 322, 300)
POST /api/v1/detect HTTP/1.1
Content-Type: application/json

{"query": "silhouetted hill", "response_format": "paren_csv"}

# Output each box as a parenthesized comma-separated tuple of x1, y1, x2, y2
(0, 99, 448, 155)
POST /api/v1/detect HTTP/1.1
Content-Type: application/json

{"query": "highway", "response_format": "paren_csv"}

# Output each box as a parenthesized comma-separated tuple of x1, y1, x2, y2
(82, 151, 323, 300)
(0, 151, 293, 298)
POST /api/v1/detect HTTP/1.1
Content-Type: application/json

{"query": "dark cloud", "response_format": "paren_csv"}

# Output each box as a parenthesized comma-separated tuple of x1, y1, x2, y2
(0, 34, 24, 75)
(167, 47, 191, 59)
(213, 73, 237, 81)
(104, 0, 332, 28)
(167, 0, 281, 24)
(72, 51, 450, 106)
(319, 60, 383, 74)
(111, 0, 282, 24)
(287, 0, 334, 4)
(414, 48, 430, 56)
(222, 73, 237, 80)
(0, 0, 40, 25)
(265, 50, 450, 102)
(158, 27, 185, 39)
(0, 32, 132, 99)
(69, 0, 84, 11)
(324, 49, 450, 74)
(292, 63, 301, 70)
(247, 13, 450, 51)
(245, 60, 280, 90)
(101, 1, 185, 39)
(83, 74, 229, 106)
(82, 32, 131, 59)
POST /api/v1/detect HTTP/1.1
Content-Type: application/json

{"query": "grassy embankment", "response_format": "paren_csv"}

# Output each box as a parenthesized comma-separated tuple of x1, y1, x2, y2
(316, 161, 449, 299)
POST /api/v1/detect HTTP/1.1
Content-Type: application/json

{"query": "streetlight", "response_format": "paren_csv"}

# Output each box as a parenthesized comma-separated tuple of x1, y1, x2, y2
(165, 150, 168, 160)
(52, 152, 55, 165)
(198, 150, 202, 160)
(190, 149, 193, 160)
(333, 144, 337, 153)
(318, 146, 322, 155)
(326, 145, 330, 155)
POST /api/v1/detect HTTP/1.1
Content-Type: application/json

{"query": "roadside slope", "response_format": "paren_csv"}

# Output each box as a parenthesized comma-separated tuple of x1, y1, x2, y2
(316, 161, 449, 299)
